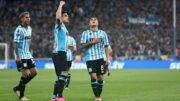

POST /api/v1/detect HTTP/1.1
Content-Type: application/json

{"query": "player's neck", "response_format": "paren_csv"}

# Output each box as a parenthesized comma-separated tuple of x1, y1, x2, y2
(90, 27, 98, 32)
(21, 23, 28, 28)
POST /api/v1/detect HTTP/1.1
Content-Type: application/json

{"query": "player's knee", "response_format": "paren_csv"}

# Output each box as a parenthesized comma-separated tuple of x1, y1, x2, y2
(68, 73, 71, 77)
(29, 68, 37, 77)
(97, 75, 104, 81)
(31, 71, 37, 77)
(21, 72, 29, 77)
(90, 73, 97, 79)
(61, 71, 68, 76)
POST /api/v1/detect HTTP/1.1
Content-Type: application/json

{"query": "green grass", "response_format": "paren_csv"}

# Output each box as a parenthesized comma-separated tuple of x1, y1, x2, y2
(0, 69, 180, 101)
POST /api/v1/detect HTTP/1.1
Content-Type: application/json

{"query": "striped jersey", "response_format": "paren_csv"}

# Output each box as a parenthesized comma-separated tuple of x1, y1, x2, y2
(13, 25, 33, 59)
(53, 23, 68, 52)
(80, 30, 110, 61)
(67, 36, 76, 61)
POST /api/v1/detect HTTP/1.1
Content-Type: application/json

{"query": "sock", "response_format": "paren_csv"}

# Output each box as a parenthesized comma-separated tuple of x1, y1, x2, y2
(17, 74, 35, 88)
(16, 74, 35, 90)
(65, 73, 71, 88)
(52, 80, 58, 98)
(24, 74, 35, 84)
(18, 76, 27, 98)
(19, 85, 25, 99)
(98, 80, 104, 96)
(57, 75, 66, 97)
(91, 79, 99, 97)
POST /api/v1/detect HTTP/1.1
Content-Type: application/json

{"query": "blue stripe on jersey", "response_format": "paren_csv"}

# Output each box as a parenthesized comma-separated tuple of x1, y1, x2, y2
(80, 30, 110, 61)
(53, 23, 68, 52)
(67, 36, 76, 61)
(13, 25, 33, 59)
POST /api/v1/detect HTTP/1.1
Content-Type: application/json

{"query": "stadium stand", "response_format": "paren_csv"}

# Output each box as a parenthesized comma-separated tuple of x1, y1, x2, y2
(0, 0, 179, 60)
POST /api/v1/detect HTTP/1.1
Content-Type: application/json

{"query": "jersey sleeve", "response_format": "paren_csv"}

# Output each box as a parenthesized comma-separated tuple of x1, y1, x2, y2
(72, 37, 76, 46)
(80, 31, 87, 44)
(13, 28, 21, 43)
(103, 31, 110, 48)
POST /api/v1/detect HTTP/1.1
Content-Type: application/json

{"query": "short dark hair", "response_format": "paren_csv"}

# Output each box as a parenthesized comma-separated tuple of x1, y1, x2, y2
(19, 11, 29, 19)
(89, 16, 98, 20)
(90, 14, 98, 18)
(62, 4, 69, 15)
(62, 10, 68, 15)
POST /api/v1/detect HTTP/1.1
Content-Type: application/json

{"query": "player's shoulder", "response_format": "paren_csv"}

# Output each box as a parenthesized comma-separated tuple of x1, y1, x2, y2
(99, 30, 107, 36)
(15, 25, 31, 30)
(55, 24, 59, 28)
(28, 26, 32, 30)
(15, 25, 23, 32)
(70, 36, 76, 42)
(99, 30, 106, 33)
(16, 25, 23, 29)
(68, 35, 72, 39)
(82, 30, 90, 34)
(72, 36, 76, 42)
(70, 36, 75, 40)
(55, 23, 61, 28)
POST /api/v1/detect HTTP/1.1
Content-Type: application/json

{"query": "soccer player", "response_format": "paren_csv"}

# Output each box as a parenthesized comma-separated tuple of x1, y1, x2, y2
(13, 11, 37, 101)
(51, 1, 69, 101)
(80, 17, 111, 101)
(65, 35, 77, 89)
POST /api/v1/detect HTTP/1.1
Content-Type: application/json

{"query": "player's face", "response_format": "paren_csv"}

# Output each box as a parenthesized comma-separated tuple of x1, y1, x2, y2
(22, 14, 30, 25)
(89, 17, 99, 27)
(62, 13, 69, 23)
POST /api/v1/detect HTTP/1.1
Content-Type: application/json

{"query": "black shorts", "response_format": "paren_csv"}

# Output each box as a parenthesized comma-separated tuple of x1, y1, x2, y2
(67, 61, 72, 69)
(86, 58, 106, 75)
(52, 51, 68, 75)
(16, 59, 36, 72)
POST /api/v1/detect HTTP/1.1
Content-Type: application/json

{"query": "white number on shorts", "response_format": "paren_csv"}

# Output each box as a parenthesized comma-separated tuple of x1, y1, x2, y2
(101, 65, 104, 73)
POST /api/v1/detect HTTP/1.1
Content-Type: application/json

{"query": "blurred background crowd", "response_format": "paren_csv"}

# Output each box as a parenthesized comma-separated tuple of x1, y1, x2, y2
(0, 0, 180, 60)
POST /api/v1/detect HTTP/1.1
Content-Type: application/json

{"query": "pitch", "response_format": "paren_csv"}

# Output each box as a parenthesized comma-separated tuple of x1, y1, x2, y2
(0, 69, 180, 101)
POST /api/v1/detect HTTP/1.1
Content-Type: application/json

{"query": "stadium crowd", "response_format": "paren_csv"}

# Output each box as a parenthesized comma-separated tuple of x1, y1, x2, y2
(0, 0, 180, 60)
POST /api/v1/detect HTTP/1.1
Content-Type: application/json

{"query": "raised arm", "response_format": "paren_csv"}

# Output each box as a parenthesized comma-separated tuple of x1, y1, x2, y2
(56, 0, 65, 23)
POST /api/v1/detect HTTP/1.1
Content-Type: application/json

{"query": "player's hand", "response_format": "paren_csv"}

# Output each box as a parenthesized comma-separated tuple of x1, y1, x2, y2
(91, 38, 102, 44)
(60, 0, 65, 6)
(68, 46, 74, 50)
(16, 55, 22, 63)
(105, 60, 110, 65)
(107, 71, 111, 76)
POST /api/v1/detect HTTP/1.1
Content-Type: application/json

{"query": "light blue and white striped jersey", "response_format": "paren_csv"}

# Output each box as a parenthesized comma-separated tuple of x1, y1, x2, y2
(67, 36, 76, 61)
(53, 23, 68, 52)
(80, 30, 110, 61)
(13, 25, 33, 59)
